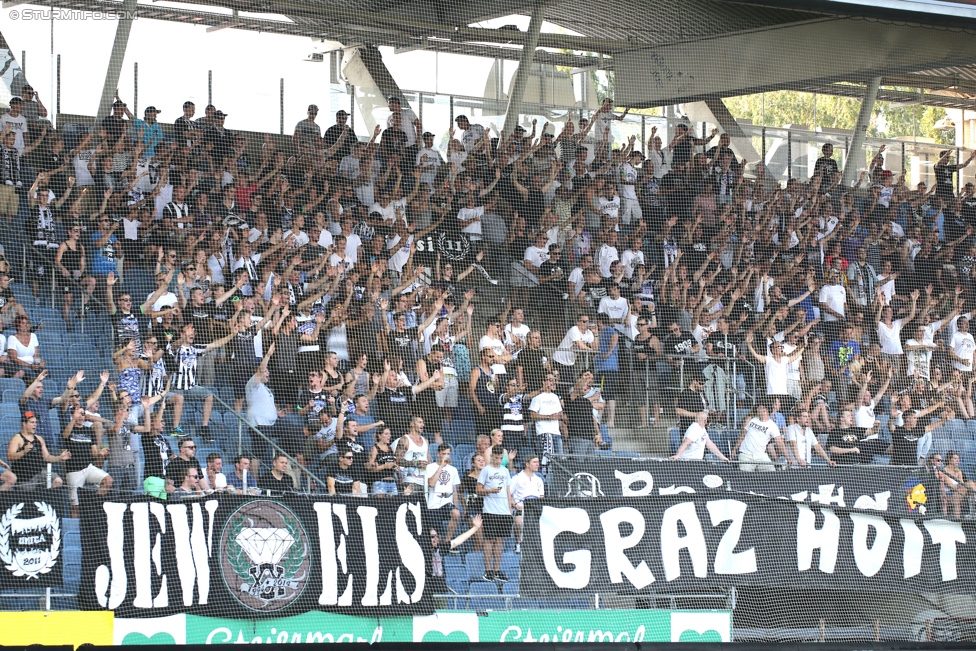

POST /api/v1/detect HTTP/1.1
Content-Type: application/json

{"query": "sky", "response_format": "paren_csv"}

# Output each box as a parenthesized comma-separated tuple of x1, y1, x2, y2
(0, 4, 568, 134)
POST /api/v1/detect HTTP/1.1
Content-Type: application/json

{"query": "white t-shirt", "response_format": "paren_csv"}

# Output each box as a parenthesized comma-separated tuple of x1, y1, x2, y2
(598, 196, 620, 221)
(678, 422, 710, 460)
(553, 325, 594, 366)
(462, 124, 486, 152)
(854, 400, 877, 429)
(210, 472, 228, 490)
(0, 114, 28, 152)
(477, 464, 511, 515)
(457, 206, 484, 240)
(740, 417, 781, 456)
(905, 339, 933, 380)
(529, 392, 562, 437)
(344, 233, 363, 263)
(765, 356, 791, 395)
(617, 162, 638, 200)
(785, 424, 816, 464)
(150, 291, 178, 324)
(425, 462, 460, 510)
(7, 333, 38, 364)
(598, 296, 629, 321)
(509, 471, 545, 505)
(877, 320, 905, 355)
(819, 284, 846, 322)
(523, 245, 550, 269)
(503, 323, 530, 353)
(620, 249, 644, 278)
(951, 331, 976, 372)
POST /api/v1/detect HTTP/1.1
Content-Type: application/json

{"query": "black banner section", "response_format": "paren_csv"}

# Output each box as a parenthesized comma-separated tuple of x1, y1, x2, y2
(549, 458, 931, 517)
(78, 495, 434, 618)
(0, 492, 65, 589)
(521, 494, 976, 597)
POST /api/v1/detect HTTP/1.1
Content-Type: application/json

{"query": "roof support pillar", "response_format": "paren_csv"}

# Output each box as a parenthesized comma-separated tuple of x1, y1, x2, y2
(502, 2, 546, 137)
(841, 76, 880, 186)
(96, 0, 137, 120)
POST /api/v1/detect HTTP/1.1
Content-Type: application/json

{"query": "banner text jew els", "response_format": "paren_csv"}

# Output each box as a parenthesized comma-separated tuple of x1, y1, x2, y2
(79, 495, 434, 618)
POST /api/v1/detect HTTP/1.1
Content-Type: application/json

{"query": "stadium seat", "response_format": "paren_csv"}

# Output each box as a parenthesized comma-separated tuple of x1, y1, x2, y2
(0, 402, 20, 420)
(502, 581, 520, 596)
(465, 551, 486, 581)
(967, 420, 976, 441)
(500, 551, 520, 579)
(456, 444, 476, 468)
(2, 388, 21, 403)
(0, 416, 20, 434)
(467, 581, 500, 610)
(669, 427, 681, 454)
(0, 378, 26, 395)
(615, 449, 640, 458)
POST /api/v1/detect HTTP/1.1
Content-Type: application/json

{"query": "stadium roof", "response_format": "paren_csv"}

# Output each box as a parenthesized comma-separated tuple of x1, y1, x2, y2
(27, 0, 976, 109)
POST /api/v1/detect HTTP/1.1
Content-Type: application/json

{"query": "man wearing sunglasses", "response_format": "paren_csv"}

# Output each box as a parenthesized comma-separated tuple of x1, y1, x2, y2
(165, 436, 212, 493)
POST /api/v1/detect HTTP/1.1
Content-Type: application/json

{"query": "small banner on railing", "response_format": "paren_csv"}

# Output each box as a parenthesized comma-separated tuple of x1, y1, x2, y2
(549, 457, 930, 516)
(521, 495, 976, 597)
(78, 494, 435, 618)
(0, 492, 65, 588)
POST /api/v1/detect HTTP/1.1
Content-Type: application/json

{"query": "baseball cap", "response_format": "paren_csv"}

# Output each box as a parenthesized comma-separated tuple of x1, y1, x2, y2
(308, 104, 319, 112)
(336, 110, 349, 117)
(422, 131, 434, 138)
(22, 411, 36, 421)
(144, 106, 160, 114)
(215, 110, 227, 118)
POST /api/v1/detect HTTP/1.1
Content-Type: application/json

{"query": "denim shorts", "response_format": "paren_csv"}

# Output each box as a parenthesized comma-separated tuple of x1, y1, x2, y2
(372, 481, 399, 496)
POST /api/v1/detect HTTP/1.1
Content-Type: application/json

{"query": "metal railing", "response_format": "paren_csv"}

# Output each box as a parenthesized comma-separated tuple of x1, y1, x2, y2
(211, 393, 329, 493)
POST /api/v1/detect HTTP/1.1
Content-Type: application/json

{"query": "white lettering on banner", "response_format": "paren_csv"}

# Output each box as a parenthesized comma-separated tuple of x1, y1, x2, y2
(394, 501, 425, 604)
(95, 501, 129, 609)
(796, 505, 839, 573)
(131, 501, 167, 609)
(923, 520, 967, 582)
(849, 513, 892, 577)
(540, 506, 592, 589)
(613, 469, 654, 496)
(166, 502, 214, 606)
(810, 484, 846, 507)
(660, 502, 708, 581)
(98, 500, 221, 611)
(706, 500, 757, 575)
(600, 507, 654, 589)
(900, 519, 924, 578)
(853, 492, 891, 511)
(358, 505, 380, 607)
(315, 502, 352, 606)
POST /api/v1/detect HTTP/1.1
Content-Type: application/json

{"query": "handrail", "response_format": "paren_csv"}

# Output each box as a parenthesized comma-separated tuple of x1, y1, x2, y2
(211, 393, 330, 493)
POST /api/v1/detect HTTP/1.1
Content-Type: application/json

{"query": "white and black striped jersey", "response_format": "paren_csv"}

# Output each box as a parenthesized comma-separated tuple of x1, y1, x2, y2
(141, 352, 168, 397)
(165, 343, 208, 390)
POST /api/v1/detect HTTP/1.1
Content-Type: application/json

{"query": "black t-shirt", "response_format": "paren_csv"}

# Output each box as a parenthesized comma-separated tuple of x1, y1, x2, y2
(891, 425, 925, 466)
(64, 426, 95, 473)
(0, 287, 15, 312)
(258, 471, 293, 494)
(186, 303, 215, 345)
(337, 437, 368, 481)
(565, 394, 595, 440)
(676, 389, 707, 432)
(297, 387, 330, 425)
(827, 427, 868, 465)
(376, 386, 411, 434)
(325, 455, 357, 493)
(460, 473, 483, 512)
(516, 347, 547, 393)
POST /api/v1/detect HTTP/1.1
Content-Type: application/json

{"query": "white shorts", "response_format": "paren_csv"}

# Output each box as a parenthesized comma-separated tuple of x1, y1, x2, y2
(738, 451, 775, 473)
(620, 197, 642, 226)
(436, 375, 459, 408)
(67, 464, 110, 505)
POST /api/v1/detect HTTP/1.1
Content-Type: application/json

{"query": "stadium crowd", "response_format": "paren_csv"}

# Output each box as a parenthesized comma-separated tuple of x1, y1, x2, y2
(0, 86, 974, 536)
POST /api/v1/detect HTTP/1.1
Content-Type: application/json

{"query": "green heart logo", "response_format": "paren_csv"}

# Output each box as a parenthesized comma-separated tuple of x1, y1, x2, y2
(122, 632, 177, 646)
(421, 631, 472, 643)
(678, 629, 723, 643)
